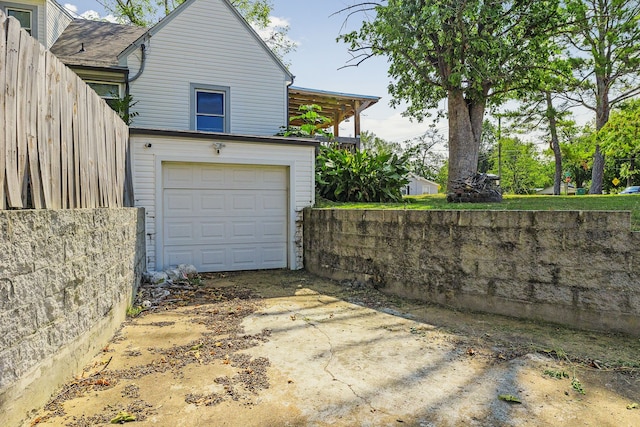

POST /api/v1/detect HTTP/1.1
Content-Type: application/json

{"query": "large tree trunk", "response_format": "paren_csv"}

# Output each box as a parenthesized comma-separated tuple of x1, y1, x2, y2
(447, 90, 484, 190)
(545, 92, 562, 195)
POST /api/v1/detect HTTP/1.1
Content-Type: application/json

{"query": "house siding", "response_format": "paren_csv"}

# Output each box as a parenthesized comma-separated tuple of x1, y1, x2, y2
(125, 0, 290, 136)
(45, 0, 70, 48)
(1, 0, 44, 45)
(131, 132, 315, 271)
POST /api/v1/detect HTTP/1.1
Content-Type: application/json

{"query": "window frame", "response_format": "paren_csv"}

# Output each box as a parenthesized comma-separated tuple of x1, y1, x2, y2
(190, 83, 230, 133)
(86, 80, 124, 112)
(3, 3, 37, 38)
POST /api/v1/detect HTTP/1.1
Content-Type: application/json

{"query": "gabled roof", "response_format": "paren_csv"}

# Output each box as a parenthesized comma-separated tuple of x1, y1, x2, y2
(118, 0, 293, 81)
(50, 19, 146, 68)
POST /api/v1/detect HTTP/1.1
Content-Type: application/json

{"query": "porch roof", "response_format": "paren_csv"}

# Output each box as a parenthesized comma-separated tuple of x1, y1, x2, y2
(288, 86, 380, 137)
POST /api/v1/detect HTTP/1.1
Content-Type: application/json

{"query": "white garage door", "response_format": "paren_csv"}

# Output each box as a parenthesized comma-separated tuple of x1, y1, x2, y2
(162, 162, 288, 272)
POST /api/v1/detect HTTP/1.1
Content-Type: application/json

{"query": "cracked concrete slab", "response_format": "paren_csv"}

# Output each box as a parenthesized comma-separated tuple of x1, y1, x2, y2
(27, 271, 640, 427)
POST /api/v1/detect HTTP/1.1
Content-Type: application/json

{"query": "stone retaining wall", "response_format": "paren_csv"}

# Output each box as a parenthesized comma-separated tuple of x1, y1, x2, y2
(304, 209, 640, 336)
(0, 208, 145, 427)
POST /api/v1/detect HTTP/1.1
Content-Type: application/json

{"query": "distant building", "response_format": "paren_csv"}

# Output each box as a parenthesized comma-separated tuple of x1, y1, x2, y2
(403, 174, 440, 195)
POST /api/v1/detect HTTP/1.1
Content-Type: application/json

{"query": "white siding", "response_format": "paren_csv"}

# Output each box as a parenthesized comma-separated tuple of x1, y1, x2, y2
(45, 0, 71, 48)
(125, 0, 290, 135)
(131, 133, 315, 271)
(1, 0, 45, 45)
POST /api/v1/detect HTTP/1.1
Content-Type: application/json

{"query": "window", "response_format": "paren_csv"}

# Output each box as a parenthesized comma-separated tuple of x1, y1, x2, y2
(87, 81, 122, 110)
(190, 84, 230, 133)
(6, 7, 32, 35)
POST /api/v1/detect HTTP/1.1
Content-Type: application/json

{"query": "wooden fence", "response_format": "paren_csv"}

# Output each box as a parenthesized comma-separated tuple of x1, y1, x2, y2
(0, 13, 132, 209)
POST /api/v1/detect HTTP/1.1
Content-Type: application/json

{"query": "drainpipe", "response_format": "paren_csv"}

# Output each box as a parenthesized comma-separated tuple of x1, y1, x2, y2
(127, 43, 147, 83)
(286, 76, 294, 133)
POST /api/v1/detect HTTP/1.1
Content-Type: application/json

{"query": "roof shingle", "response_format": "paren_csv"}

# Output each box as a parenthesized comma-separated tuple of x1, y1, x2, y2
(50, 19, 146, 68)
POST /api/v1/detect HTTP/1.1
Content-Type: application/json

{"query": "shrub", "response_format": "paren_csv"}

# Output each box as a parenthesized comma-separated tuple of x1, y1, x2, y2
(316, 145, 410, 202)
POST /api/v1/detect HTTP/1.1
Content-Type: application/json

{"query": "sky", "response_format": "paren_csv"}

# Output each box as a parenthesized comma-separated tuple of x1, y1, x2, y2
(64, 0, 447, 144)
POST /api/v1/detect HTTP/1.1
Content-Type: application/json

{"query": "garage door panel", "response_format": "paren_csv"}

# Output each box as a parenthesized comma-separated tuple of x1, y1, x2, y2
(263, 221, 286, 237)
(165, 219, 284, 245)
(162, 162, 288, 272)
(200, 194, 226, 212)
(164, 243, 287, 272)
(231, 222, 257, 238)
(164, 163, 287, 191)
(164, 190, 286, 218)
(165, 193, 196, 214)
(164, 165, 194, 188)
(166, 222, 194, 240)
(165, 249, 197, 268)
(200, 249, 227, 270)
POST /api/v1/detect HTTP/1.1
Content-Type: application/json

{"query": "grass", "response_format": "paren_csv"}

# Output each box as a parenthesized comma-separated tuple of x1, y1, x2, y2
(315, 194, 640, 230)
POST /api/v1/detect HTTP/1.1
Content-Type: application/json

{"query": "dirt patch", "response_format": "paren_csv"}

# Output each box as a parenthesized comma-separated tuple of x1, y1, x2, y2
(29, 270, 640, 426)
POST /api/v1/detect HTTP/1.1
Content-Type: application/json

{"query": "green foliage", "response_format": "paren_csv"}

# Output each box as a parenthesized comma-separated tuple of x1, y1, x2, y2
(571, 377, 586, 395)
(339, 0, 563, 187)
(559, 123, 595, 189)
(599, 99, 640, 185)
(108, 93, 139, 125)
(489, 137, 552, 194)
(284, 104, 332, 138)
(360, 130, 403, 155)
(315, 145, 409, 203)
(341, 0, 562, 119)
(405, 129, 447, 183)
(543, 369, 569, 379)
(126, 305, 144, 317)
(564, 0, 640, 192)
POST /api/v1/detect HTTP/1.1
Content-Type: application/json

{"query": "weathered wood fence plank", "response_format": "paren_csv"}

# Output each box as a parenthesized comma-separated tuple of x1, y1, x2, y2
(0, 14, 7, 209)
(1, 12, 132, 209)
(5, 17, 21, 207)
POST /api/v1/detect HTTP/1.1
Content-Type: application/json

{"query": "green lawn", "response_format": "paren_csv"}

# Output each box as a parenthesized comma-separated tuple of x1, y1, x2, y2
(315, 194, 640, 230)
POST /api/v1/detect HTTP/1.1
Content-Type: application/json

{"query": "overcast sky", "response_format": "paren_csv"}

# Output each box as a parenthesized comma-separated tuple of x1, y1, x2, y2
(64, 0, 449, 144)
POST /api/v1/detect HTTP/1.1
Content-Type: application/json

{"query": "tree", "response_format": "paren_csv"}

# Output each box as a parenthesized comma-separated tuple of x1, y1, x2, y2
(559, 123, 594, 190)
(340, 1, 563, 191)
(599, 99, 640, 186)
(489, 137, 552, 194)
(564, 0, 640, 193)
(360, 131, 403, 155)
(98, 0, 296, 61)
(405, 128, 446, 181)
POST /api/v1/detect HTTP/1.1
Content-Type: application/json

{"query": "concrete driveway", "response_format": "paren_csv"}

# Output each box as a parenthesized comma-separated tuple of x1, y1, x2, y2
(30, 270, 640, 426)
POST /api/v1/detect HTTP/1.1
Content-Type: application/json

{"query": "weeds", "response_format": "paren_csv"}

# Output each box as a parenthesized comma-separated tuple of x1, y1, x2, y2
(126, 306, 144, 318)
(543, 369, 569, 379)
(571, 378, 586, 395)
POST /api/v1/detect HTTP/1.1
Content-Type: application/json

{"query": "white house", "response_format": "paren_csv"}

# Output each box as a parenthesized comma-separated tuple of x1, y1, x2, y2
(5, 0, 382, 273)
(403, 173, 440, 195)
(0, 0, 72, 48)
(44, 0, 319, 272)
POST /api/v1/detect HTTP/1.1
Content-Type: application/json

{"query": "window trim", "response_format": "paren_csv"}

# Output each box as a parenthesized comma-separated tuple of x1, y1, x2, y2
(86, 80, 123, 100)
(3, 2, 37, 38)
(190, 83, 230, 133)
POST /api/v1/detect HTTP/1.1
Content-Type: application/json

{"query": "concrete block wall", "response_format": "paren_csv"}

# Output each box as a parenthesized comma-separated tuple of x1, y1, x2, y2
(304, 209, 640, 336)
(0, 208, 145, 427)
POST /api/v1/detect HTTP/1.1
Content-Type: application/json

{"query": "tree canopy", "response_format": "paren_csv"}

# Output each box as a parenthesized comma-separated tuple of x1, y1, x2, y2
(599, 99, 640, 186)
(564, 0, 640, 193)
(340, 0, 563, 191)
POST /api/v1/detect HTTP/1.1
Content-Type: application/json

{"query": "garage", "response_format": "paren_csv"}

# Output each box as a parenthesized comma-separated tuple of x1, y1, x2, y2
(162, 162, 289, 272)
(130, 129, 316, 273)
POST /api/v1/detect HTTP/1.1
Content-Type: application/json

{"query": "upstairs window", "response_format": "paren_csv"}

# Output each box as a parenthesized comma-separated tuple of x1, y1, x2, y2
(190, 84, 230, 133)
(6, 7, 32, 35)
